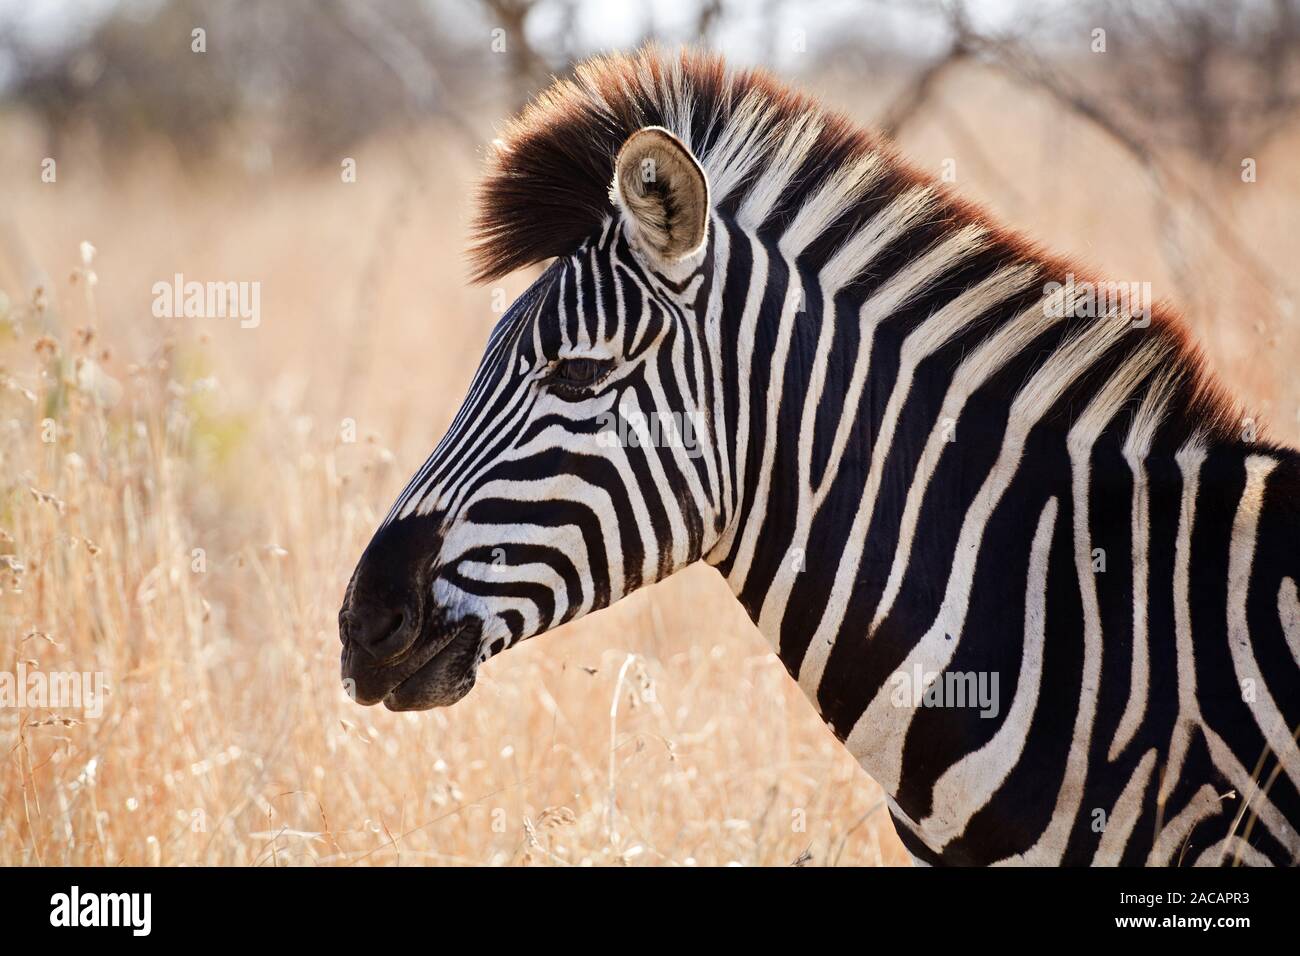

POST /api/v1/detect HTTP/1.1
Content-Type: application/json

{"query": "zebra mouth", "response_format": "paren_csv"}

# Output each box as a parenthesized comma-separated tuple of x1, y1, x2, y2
(341, 613, 483, 711)
(380, 619, 482, 712)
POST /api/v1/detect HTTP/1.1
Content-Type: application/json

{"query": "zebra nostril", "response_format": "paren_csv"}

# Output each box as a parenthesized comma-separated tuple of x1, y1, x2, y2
(344, 605, 415, 662)
(343, 513, 444, 664)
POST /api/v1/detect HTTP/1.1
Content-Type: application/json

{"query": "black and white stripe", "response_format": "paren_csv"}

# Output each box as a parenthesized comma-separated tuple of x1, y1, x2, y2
(348, 50, 1300, 866)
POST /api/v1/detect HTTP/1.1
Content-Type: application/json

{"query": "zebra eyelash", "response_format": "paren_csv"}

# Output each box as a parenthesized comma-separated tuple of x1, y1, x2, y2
(542, 357, 617, 397)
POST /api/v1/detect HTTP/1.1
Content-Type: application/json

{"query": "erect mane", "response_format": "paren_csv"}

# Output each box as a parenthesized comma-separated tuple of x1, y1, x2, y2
(469, 45, 872, 283)
(469, 45, 1249, 443)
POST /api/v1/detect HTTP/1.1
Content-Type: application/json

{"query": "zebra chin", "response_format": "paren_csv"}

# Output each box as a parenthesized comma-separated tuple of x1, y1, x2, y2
(339, 512, 487, 711)
(341, 616, 484, 711)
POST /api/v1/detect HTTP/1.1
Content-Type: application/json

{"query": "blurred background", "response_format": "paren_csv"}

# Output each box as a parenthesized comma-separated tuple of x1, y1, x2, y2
(1, 0, 1298, 866)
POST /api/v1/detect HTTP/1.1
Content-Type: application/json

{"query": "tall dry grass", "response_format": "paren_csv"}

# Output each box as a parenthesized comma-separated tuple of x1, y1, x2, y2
(1, 65, 1296, 866)
(0, 122, 906, 868)
(0, 255, 900, 864)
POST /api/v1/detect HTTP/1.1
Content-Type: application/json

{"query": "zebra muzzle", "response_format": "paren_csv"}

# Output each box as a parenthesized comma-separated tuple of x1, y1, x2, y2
(340, 614, 481, 711)
(339, 513, 482, 710)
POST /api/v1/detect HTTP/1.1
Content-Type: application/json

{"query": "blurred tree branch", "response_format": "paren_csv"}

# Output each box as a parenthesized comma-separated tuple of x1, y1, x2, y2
(477, 0, 559, 111)
(878, 0, 973, 138)
(879, 0, 1295, 317)
(323, 0, 481, 152)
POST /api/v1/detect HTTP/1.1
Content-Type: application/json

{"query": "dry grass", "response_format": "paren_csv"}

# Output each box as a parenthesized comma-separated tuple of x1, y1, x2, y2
(0, 123, 904, 868)
(0, 66, 1296, 866)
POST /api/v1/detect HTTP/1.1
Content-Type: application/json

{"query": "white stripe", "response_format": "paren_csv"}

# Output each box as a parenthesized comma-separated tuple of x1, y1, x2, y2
(920, 496, 1057, 850)
(759, 226, 997, 647)
(1109, 365, 1180, 761)
(736, 112, 823, 230)
(1194, 836, 1272, 867)
(845, 313, 1133, 793)
(1201, 722, 1300, 861)
(1161, 436, 1207, 803)
(1279, 577, 1300, 668)
(705, 233, 767, 564)
(720, 277, 803, 589)
(700, 91, 779, 204)
(867, 281, 1085, 637)
(702, 219, 735, 538)
(458, 470, 621, 614)
(788, 225, 994, 687)
(1092, 748, 1158, 865)
(1147, 784, 1223, 866)
(777, 154, 884, 259)
(1033, 344, 1166, 859)
(457, 561, 559, 634)
(1227, 456, 1300, 796)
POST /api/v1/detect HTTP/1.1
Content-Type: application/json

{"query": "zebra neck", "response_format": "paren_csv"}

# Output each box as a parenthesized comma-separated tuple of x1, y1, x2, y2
(702, 204, 1244, 705)
(706, 211, 1041, 631)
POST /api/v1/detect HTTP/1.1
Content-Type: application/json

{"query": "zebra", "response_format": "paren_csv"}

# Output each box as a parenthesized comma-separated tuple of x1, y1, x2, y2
(338, 48, 1300, 866)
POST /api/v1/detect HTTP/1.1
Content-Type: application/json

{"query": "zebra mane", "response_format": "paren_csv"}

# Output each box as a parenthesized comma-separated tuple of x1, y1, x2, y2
(469, 45, 867, 282)
(469, 45, 1247, 442)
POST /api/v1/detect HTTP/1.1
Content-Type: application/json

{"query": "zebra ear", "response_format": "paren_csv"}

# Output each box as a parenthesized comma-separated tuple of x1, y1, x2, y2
(610, 126, 709, 263)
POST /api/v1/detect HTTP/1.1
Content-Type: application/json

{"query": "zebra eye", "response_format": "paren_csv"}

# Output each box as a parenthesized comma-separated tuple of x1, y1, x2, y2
(547, 357, 613, 392)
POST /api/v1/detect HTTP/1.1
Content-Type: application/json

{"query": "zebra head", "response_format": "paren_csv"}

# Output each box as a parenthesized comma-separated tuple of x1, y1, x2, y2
(340, 126, 726, 710)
